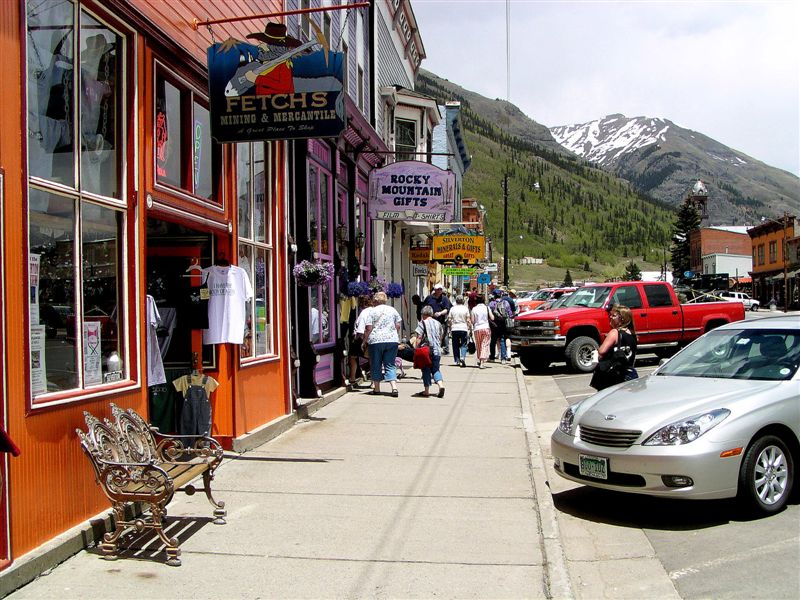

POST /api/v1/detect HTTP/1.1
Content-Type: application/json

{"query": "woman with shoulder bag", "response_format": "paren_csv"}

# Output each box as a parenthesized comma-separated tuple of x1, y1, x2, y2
(412, 305, 445, 397)
(589, 304, 638, 391)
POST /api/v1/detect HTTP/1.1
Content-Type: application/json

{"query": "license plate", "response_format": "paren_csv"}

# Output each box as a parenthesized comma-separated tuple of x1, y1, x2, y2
(579, 454, 608, 480)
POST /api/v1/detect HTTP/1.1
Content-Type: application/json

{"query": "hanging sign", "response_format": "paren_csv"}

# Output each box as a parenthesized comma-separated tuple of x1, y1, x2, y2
(483, 262, 498, 272)
(207, 23, 345, 142)
(432, 234, 486, 262)
(442, 267, 475, 276)
(83, 321, 103, 386)
(410, 246, 431, 263)
(412, 264, 428, 277)
(477, 273, 491, 284)
(368, 161, 456, 222)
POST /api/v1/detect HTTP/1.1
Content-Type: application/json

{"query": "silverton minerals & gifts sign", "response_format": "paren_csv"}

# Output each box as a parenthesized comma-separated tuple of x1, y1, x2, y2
(368, 161, 455, 222)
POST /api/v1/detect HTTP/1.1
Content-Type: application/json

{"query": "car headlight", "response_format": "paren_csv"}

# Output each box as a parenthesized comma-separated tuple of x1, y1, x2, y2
(541, 320, 559, 328)
(643, 409, 730, 446)
(559, 406, 576, 435)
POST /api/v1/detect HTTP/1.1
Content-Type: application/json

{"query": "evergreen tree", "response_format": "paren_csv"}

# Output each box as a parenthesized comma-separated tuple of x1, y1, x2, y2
(563, 269, 574, 287)
(671, 199, 701, 281)
(583, 260, 590, 272)
(624, 261, 642, 281)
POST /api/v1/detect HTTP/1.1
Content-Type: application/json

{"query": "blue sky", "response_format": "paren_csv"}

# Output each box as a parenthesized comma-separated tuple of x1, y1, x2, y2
(411, 0, 800, 176)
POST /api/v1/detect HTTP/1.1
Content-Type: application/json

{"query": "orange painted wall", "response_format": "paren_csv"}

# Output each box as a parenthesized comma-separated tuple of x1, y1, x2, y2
(1, 0, 288, 560)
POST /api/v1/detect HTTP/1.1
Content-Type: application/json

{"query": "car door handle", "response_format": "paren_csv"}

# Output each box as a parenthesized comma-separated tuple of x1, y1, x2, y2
(672, 310, 678, 315)
(640, 313, 647, 317)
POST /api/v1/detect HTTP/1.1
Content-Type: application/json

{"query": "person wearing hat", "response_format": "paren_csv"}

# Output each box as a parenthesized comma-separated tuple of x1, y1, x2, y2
(422, 284, 452, 355)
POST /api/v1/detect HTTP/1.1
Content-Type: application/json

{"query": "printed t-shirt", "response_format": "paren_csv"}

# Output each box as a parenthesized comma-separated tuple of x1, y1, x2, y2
(145, 294, 166, 386)
(415, 318, 443, 356)
(202, 265, 253, 345)
(366, 305, 401, 344)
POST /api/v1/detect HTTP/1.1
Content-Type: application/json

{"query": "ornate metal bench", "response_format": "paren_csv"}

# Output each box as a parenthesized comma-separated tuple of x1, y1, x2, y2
(76, 403, 226, 566)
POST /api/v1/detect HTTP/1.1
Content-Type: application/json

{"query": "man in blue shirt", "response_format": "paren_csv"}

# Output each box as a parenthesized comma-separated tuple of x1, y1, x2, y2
(423, 284, 452, 354)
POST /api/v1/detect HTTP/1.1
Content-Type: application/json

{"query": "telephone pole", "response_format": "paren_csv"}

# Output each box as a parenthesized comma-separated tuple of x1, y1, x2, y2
(503, 172, 509, 287)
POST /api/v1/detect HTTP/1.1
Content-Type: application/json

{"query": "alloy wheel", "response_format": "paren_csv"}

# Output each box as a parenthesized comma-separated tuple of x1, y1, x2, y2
(753, 444, 788, 505)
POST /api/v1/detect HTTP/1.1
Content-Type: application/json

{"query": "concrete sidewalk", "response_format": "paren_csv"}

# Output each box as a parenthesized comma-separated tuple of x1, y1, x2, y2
(6, 360, 570, 599)
(5, 358, 684, 599)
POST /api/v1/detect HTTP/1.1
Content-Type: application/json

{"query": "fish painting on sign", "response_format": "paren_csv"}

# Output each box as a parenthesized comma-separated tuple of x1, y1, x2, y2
(207, 22, 345, 143)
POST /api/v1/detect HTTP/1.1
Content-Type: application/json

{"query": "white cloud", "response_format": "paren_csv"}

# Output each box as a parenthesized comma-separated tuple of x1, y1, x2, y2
(413, 0, 800, 175)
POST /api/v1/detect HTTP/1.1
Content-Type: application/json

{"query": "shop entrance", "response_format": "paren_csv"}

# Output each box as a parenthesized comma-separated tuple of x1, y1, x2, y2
(145, 219, 216, 433)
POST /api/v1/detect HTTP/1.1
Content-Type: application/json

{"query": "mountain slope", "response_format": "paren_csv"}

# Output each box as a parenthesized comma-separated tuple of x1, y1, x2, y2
(551, 115, 799, 223)
(416, 71, 675, 275)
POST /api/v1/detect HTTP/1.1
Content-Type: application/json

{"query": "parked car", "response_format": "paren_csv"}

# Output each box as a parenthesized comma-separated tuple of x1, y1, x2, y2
(716, 290, 760, 311)
(551, 315, 799, 515)
(532, 292, 574, 312)
(516, 287, 577, 312)
(510, 281, 746, 372)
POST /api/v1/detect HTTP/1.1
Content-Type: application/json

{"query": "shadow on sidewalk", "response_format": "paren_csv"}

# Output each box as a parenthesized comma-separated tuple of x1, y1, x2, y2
(85, 516, 211, 566)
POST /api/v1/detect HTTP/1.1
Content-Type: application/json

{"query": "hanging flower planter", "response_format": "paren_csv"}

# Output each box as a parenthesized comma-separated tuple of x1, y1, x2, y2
(386, 282, 404, 298)
(293, 260, 334, 287)
(346, 281, 371, 297)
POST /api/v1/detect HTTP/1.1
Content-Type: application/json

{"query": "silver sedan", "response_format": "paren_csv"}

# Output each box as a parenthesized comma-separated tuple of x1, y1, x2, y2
(551, 315, 799, 515)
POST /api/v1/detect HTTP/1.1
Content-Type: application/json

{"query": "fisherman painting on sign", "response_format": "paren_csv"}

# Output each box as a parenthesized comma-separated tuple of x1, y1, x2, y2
(219, 22, 331, 97)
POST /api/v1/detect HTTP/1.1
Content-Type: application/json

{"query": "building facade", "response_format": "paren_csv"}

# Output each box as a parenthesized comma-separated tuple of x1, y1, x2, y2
(748, 215, 798, 308)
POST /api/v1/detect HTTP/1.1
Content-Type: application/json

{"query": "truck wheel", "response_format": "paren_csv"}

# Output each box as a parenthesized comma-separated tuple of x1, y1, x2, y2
(751, 304, 759, 312)
(519, 351, 550, 373)
(565, 336, 598, 373)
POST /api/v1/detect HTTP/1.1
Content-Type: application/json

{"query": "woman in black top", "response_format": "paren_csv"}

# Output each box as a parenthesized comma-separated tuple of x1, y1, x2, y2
(591, 304, 638, 390)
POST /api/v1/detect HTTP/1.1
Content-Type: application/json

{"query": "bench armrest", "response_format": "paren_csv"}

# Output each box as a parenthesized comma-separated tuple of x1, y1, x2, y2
(94, 459, 173, 503)
(152, 432, 224, 465)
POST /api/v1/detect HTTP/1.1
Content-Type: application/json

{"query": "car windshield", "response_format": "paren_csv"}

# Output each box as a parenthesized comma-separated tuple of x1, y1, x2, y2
(531, 290, 551, 301)
(562, 286, 610, 308)
(657, 328, 800, 381)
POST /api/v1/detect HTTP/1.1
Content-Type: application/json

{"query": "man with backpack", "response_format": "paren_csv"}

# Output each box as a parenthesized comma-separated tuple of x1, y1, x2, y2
(488, 289, 512, 364)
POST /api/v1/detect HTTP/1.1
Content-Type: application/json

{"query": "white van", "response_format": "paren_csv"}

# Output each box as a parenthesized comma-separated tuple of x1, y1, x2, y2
(718, 290, 760, 311)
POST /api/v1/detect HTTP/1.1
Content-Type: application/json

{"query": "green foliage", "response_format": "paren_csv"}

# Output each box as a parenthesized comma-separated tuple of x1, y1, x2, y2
(623, 261, 642, 281)
(415, 73, 675, 275)
(670, 198, 702, 281)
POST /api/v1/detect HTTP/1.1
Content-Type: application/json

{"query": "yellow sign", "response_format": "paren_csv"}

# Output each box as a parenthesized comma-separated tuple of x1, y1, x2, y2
(410, 247, 432, 263)
(432, 235, 485, 262)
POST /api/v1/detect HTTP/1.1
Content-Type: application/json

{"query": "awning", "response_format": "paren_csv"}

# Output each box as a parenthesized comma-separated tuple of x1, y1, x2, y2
(340, 96, 387, 168)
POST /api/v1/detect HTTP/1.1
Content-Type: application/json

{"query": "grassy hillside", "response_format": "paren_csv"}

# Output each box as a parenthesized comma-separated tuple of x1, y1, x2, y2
(417, 71, 676, 286)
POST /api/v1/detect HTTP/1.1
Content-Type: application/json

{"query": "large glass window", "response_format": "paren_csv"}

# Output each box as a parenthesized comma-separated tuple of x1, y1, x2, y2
(308, 163, 334, 346)
(395, 118, 416, 161)
(155, 70, 220, 202)
(237, 142, 275, 360)
(26, 1, 128, 401)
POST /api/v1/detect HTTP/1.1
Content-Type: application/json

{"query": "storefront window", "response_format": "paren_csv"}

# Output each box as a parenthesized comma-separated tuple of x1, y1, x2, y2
(396, 119, 416, 161)
(309, 282, 332, 345)
(237, 142, 275, 361)
(26, 2, 128, 402)
(27, 2, 122, 197)
(307, 158, 334, 347)
(155, 70, 220, 202)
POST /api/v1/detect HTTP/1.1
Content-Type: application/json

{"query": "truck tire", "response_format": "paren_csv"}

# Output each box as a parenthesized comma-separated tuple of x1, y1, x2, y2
(566, 336, 599, 373)
(519, 350, 550, 373)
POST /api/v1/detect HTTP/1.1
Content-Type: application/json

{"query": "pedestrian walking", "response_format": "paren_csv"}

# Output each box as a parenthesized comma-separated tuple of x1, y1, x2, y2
(362, 291, 401, 397)
(412, 305, 445, 397)
(346, 295, 374, 390)
(448, 295, 472, 367)
(470, 294, 493, 368)
(488, 289, 512, 364)
(423, 283, 452, 354)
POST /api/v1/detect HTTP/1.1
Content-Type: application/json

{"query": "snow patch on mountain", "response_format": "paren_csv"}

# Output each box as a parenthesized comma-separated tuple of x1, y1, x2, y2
(550, 114, 670, 166)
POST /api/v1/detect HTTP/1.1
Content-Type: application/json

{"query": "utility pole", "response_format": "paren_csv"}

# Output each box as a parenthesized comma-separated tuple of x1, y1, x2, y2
(503, 172, 509, 287)
(782, 211, 788, 313)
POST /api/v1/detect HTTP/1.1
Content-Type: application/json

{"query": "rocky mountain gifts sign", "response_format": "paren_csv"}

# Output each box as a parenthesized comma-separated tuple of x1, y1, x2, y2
(368, 161, 455, 222)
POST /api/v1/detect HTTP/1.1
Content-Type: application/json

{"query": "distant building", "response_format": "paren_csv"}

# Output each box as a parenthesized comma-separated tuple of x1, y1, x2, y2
(689, 226, 751, 275)
(748, 215, 798, 308)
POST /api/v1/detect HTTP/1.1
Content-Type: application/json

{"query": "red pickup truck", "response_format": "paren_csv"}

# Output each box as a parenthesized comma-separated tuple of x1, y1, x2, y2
(510, 281, 746, 372)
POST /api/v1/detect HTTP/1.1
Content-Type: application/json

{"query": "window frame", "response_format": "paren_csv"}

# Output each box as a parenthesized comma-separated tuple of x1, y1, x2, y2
(307, 161, 335, 349)
(25, 1, 136, 407)
(768, 240, 777, 263)
(153, 61, 224, 213)
(237, 142, 278, 365)
(395, 118, 417, 161)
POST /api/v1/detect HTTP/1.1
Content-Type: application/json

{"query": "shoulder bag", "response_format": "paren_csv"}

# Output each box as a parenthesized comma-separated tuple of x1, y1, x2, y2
(413, 321, 433, 369)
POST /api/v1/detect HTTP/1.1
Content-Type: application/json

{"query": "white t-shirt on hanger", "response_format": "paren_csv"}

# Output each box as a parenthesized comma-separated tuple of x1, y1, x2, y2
(202, 264, 254, 345)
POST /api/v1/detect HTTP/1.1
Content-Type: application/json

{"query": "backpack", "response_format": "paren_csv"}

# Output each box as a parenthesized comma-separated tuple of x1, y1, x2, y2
(492, 299, 515, 329)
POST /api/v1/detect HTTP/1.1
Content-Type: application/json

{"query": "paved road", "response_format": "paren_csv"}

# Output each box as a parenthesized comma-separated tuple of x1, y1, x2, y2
(529, 354, 800, 599)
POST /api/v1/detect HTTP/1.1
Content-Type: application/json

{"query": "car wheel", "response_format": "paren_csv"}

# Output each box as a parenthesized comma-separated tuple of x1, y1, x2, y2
(751, 304, 759, 312)
(738, 435, 794, 515)
(565, 336, 598, 373)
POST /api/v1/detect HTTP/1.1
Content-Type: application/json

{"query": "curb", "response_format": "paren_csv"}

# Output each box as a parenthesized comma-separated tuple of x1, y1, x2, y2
(513, 362, 574, 600)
